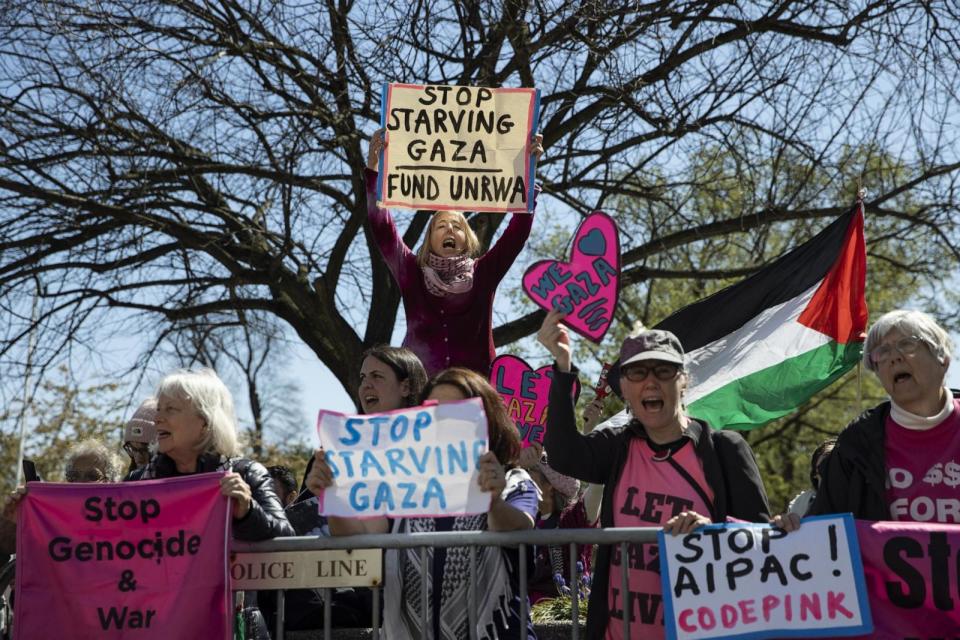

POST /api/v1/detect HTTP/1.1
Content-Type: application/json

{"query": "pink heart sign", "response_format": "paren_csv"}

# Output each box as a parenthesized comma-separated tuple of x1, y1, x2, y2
(522, 210, 620, 343)
(489, 354, 580, 448)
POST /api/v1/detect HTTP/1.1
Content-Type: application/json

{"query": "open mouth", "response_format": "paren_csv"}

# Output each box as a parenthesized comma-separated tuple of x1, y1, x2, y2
(641, 399, 664, 411)
(157, 430, 171, 440)
(442, 238, 457, 249)
(363, 395, 379, 408)
(893, 372, 912, 383)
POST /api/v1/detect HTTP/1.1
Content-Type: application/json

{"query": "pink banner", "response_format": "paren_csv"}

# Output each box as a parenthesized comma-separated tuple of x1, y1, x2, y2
(854, 520, 960, 640)
(15, 473, 231, 639)
(489, 354, 581, 447)
(521, 210, 620, 343)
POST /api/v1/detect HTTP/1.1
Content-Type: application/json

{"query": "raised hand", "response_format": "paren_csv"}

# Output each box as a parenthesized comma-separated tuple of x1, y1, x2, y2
(537, 309, 572, 372)
(530, 132, 544, 160)
(367, 128, 387, 171)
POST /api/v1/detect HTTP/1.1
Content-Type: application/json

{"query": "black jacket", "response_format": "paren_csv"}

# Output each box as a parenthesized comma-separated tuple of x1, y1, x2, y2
(808, 390, 960, 521)
(544, 367, 771, 640)
(126, 452, 295, 541)
(808, 401, 889, 520)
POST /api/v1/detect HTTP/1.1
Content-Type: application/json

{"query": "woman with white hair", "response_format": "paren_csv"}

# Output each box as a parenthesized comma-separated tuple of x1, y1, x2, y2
(808, 309, 960, 522)
(125, 368, 294, 540)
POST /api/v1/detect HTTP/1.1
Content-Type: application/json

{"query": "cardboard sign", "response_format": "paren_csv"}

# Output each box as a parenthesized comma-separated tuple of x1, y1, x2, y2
(317, 399, 489, 518)
(377, 82, 541, 212)
(15, 474, 230, 639)
(522, 211, 620, 342)
(659, 515, 872, 640)
(855, 520, 960, 638)
(489, 354, 581, 448)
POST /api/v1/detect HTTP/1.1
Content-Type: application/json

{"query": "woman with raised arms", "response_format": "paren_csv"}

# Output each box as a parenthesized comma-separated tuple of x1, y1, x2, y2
(364, 128, 543, 375)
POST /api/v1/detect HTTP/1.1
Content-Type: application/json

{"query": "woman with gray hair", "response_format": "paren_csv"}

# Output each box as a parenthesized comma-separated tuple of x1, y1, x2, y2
(125, 368, 294, 540)
(807, 309, 959, 522)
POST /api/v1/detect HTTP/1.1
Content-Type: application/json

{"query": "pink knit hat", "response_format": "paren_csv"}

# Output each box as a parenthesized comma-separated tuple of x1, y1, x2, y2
(123, 397, 158, 443)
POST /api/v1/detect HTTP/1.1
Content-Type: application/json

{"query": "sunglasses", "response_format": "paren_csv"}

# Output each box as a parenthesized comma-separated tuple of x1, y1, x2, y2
(868, 335, 927, 365)
(621, 363, 681, 382)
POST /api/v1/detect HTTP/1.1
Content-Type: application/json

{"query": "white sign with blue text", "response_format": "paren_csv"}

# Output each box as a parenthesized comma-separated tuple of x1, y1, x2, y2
(316, 399, 489, 518)
(658, 514, 872, 640)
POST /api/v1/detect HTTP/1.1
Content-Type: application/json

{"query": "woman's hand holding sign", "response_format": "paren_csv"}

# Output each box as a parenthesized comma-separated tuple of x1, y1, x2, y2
(306, 448, 335, 494)
(770, 512, 801, 532)
(306, 448, 389, 535)
(663, 510, 711, 536)
(477, 451, 506, 495)
(220, 472, 253, 520)
(537, 310, 572, 373)
(530, 132, 544, 160)
(367, 129, 387, 172)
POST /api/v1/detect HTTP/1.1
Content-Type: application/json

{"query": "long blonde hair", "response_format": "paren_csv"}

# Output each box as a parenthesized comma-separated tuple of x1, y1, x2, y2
(415, 210, 481, 267)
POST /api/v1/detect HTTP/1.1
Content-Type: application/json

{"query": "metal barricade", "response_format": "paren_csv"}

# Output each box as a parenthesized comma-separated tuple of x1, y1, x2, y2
(232, 527, 660, 640)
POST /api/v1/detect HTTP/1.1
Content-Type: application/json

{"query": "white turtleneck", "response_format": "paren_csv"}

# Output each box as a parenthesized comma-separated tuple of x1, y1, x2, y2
(889, 388, 954, 430)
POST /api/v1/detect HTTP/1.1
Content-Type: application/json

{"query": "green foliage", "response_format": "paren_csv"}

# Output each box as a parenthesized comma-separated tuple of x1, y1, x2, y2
(253, 440, 315, 491)
(510, 143, 942, 513)
(530, 595, 588, 624)
(0, 368, 128, 497)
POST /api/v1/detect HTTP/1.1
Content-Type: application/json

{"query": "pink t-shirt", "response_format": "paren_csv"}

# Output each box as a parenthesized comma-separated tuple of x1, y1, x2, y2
(885, 400, 960, 523)
(607, 438, 714, 640)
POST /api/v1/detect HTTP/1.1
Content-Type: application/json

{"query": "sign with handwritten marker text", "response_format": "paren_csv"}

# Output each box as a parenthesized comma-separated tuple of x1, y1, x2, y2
(317, 399, 489, 518)
(659, 515, 872, 640)
(522, 211, 620, 343)
(855, 520, 960, 638)
(489, 354, 581, 448)
(377, 82, 541, 213)
(15, 474, 230, 640)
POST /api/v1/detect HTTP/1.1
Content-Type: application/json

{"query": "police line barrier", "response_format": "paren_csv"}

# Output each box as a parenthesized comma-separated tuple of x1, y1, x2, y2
(231, 527, 660, 640)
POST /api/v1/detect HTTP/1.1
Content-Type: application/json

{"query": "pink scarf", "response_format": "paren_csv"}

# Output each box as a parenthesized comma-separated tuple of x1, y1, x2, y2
(422, 252, 475, 297)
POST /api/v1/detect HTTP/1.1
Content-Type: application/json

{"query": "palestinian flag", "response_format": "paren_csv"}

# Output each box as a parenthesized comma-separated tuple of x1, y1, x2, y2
(656, 204, 867, 430)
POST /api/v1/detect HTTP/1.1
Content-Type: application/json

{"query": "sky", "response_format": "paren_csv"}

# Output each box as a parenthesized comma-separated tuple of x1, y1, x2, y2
(291, 320, 960, 436)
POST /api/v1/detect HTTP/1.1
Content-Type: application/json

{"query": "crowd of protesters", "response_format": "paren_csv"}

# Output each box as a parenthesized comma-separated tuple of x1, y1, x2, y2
(3, 126, 960, 640)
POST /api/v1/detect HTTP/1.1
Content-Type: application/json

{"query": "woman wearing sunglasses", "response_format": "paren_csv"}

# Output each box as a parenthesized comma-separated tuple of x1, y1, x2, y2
(537, 310, 770, 640)
(806, 309, 959, 523)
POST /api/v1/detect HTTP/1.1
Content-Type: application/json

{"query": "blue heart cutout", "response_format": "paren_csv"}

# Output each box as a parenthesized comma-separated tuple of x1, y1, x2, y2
(577, 229, 606, 256)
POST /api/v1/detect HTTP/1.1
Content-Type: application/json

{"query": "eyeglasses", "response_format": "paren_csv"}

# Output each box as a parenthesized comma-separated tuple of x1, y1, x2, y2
(868, 335, 927, 365)
(622, 363, 681, 382)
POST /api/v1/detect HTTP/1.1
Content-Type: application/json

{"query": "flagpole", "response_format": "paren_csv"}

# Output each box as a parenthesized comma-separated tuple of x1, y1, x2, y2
(14, 278, 40, 488)
(856, 192, 866, 415)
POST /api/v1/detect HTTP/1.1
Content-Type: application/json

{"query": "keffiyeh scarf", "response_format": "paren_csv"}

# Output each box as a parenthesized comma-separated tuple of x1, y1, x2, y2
(383, 471, 532, 639)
